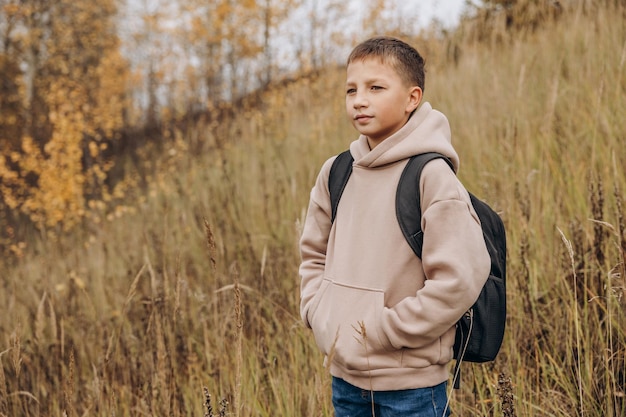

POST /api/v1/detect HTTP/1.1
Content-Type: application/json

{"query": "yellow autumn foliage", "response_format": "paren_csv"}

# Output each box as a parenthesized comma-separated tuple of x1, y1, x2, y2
(0, 0, 128, 230)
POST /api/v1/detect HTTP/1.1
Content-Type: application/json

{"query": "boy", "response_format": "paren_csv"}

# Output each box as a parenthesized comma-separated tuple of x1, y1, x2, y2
(299, 36, 490, 416)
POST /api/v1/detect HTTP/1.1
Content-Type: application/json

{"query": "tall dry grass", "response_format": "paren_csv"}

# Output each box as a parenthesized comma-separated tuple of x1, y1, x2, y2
(1, 1, 625, 416)
(431, 2, 626, 414)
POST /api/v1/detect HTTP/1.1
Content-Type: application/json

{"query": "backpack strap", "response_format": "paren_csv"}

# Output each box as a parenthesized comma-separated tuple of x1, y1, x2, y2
(329, 150, 354, 223)
(396, 152, 464, 390)
(396, 152, 454, 258)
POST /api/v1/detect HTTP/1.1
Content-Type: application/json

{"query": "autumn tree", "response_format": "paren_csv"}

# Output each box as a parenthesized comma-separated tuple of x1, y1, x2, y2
(257, 0, 301, 87)
(119, 0, 180, 126)
(174, 0, 302, 108)
(0, 0, 128, 230)
(0, 0, 24, 154)
(463, 0, 564, 41)
(482, 0, 563, 30)
(298, 0, 350, 71)
(193, 0, 267, 100)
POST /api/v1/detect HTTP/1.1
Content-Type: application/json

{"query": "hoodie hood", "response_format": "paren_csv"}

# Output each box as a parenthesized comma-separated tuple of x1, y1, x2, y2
(348, 101, 459, 172)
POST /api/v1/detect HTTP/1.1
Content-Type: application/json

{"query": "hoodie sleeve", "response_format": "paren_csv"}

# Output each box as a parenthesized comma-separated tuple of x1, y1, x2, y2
(298, 157, 334, 328)
(381, 159, 491, 349)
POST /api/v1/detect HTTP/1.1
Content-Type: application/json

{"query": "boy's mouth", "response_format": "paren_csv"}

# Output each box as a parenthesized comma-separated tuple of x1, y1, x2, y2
(354, 114, 372, 122)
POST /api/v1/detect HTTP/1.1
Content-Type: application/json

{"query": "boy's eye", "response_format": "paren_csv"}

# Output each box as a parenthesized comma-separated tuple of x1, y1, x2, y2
(346, 88, 356, 95)
(371, 85, 383, 91)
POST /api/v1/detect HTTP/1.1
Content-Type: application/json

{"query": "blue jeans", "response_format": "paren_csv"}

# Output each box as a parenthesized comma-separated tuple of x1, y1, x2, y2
(331, 377, 451, 417)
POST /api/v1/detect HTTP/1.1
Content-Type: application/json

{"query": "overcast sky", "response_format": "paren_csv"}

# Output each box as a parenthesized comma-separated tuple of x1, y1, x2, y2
(398, 0, 467, 28)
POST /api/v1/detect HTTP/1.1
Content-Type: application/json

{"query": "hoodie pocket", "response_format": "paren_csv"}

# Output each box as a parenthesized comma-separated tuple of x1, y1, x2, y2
(310, 280, 400, 371)
(306, 279, 331, 326)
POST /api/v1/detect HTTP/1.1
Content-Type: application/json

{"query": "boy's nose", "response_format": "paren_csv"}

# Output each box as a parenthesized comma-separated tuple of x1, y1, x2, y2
(353, 93, 368, 108)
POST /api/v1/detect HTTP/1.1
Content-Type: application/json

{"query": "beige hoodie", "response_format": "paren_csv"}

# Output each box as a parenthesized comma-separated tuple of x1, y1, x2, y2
(299, 102, 490, 391)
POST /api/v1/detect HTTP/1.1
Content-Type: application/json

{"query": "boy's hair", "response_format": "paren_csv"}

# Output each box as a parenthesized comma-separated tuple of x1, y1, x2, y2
(347, 36, 425, 92)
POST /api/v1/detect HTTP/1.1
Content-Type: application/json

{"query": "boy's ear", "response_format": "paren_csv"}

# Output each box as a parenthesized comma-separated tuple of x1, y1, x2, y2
(407, 86, 423, 113)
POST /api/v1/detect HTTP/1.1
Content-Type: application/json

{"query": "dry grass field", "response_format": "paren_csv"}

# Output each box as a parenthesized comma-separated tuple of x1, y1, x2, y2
(1, 2, 625, 415)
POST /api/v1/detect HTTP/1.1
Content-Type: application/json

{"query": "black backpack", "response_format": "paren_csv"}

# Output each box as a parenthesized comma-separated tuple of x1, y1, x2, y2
(329, 150, 506, 389)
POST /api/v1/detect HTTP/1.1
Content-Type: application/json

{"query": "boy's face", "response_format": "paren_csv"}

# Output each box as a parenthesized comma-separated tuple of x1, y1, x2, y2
(345, 57, 422, 149)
